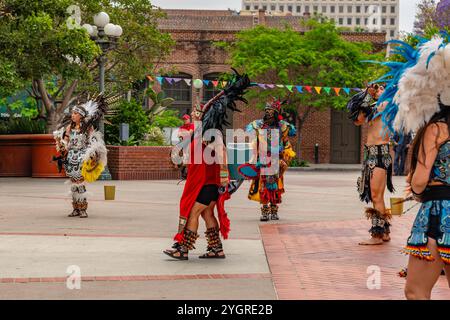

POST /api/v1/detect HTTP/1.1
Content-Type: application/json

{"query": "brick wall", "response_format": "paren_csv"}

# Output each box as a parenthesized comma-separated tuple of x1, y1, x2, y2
(299, 108, 331, 163)
(154, 10, 387, 164)
(107, 146, 180, 180)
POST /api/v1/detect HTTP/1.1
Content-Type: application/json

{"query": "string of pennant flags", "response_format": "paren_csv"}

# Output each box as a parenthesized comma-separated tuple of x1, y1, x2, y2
(153, 76, 363, 96)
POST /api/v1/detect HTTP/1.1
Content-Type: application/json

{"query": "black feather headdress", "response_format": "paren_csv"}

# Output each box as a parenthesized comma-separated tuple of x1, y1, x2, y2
(201, 68, 252, 134)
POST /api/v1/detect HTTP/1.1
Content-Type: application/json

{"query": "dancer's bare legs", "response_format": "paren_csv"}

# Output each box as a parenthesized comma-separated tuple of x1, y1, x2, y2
(405, 238, 450, 300)
(201, 201, 225, 257)
(359, 167, 388, 245)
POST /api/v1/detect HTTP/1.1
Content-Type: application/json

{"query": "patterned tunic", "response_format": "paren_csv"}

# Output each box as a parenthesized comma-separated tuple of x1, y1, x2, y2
(64, 129, 89, 181)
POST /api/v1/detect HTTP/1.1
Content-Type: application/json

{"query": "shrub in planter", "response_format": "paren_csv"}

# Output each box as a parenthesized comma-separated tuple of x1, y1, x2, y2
(105, 99, 150, 145)
(0, 117, 46, 134)
(151, 110, 183, 129)
(141, 127, 166, 146)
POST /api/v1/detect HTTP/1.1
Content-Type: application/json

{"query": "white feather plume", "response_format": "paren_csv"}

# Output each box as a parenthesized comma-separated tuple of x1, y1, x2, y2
(82, 100, 99, 117)
(393, 37, 450, 133)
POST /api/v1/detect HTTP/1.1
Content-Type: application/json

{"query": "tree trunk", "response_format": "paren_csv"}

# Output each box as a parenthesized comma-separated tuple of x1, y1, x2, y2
(34, 79, 79, 133)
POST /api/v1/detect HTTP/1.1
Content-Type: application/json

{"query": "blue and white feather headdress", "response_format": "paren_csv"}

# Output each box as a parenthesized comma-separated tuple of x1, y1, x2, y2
(374, 32, 450, 134)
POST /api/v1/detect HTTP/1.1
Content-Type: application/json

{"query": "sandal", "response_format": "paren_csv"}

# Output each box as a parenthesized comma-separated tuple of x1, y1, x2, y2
(68, 210, 80, 217)
(79, 210, 88, 218)
(199, 248, 226, 259)
(163, 247, 188, 261)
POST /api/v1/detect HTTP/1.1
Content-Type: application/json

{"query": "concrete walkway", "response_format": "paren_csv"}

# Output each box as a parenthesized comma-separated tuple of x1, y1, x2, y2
(0, 172, 432, 300)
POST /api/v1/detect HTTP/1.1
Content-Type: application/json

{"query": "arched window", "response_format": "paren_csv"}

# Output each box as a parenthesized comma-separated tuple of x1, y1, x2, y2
(203, 72, 234, 129)
(202, 73, 223, 103)
(161, 73, 192, 115)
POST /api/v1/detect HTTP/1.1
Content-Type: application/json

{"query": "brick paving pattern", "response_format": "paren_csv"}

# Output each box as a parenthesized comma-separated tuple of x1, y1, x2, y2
(0, 273, 271, 284)
(260, 215, 450, 300)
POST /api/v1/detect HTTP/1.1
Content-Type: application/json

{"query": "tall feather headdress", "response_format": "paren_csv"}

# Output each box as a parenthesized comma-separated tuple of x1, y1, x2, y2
(58, 92, 122, 133)
(373, 32, 450, 134)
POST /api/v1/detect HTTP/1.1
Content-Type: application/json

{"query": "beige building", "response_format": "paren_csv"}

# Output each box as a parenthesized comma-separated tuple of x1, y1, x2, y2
(241, 0, 399, 39)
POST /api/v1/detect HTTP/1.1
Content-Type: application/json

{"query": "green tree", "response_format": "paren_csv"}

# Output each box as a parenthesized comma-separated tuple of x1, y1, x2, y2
(105, 98, 150, 144)
(0, 0, 173, 132)
(218, 19, 384, 154)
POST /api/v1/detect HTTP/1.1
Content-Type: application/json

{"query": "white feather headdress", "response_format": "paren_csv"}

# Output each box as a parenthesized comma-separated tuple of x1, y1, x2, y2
(375, 33, 450, 134)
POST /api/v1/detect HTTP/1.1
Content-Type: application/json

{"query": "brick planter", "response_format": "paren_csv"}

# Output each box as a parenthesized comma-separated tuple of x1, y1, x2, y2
(107, 146, 180, 180)
(0, 134, 64, 178)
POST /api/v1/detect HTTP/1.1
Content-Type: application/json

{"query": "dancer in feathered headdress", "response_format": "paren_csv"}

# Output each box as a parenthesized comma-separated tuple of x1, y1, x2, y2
(238, 98, 296, 222)
(163, 69, 252, 260)
(53, 93, 119, 218)
(374, 33, 450, 299)
(346, 84, 395, 245)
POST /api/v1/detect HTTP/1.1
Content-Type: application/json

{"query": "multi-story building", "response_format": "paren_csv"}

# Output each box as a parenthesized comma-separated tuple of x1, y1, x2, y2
(241, 0, 400, 39)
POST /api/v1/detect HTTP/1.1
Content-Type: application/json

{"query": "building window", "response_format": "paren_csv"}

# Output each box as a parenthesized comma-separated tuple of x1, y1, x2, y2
(382, 18, 386, 25)
(339, 6, 344, 13)
(347, 6, 352, 13)
(322, 6, 327, 13)
(305, 5, 309, 13)
(245, 5, 250, 10)
(288, 5, 293, 12)
(263, 5, 267, 11)
(390, 30, 395, 37)
(253, 5, 259, 10)
(162, 73, 192, 114)
(356, 6, 361, 13)
(339, 18, 343, 25)
(202, 73, 222, 103)
(347, 18, 352, 25)
(271, 5, 276, 11)
(279, 5, 284, 12)
(313, 5, 318, 12)
(356, 18, 361, 25)
(330, 6, 335, 13)
(391, 6, 396, 13)
(382, 6, 386, 13)
(296, 5, 301, 13)
(202, 73, 233, 128)
(391, 18, 395, 25)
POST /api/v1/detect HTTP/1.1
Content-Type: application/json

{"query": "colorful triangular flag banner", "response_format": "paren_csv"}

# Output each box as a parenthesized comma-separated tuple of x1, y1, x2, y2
(304, 86, 312, 93)
(314, 87, 322, 94)
(333, 88, 341, 96)
(276, 84, 285, 88)
(285, 85, 293, 92)
(156, 76, 163, 85)
(184, 79, 191, 86)
(212, 81, 219, 88)
(295, 86, 303, 93)
(323, 87, 331, 95)
(203, 80, 210, 86)
(343, 88, 351, 95)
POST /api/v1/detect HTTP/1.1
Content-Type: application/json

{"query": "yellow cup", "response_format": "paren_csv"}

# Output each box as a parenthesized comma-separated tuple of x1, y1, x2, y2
(390, 197, 404, 216)
(104, 185, 116, 201)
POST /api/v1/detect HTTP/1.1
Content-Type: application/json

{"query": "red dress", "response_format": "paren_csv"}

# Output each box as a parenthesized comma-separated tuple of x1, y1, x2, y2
(174, 136, 230, 242)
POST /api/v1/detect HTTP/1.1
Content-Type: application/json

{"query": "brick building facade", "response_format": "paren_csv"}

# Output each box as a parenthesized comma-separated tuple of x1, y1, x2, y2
(155, 9, 387, 164)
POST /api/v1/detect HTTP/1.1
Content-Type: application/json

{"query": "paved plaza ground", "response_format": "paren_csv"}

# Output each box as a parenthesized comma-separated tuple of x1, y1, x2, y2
(0, 171, 449, 300)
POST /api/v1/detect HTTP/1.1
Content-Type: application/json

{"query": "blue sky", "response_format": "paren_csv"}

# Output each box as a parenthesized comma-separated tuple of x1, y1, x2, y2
(151, 0, 421, 33)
